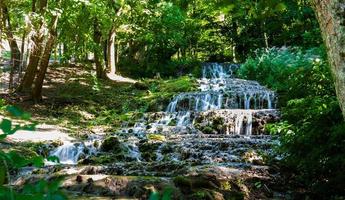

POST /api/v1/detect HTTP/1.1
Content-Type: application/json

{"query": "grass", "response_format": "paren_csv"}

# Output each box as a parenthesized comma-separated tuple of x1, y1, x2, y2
(15, 64, 198, 135)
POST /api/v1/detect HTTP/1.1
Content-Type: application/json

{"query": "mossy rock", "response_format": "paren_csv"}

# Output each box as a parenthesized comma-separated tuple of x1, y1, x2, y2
(147, 134, 166, 141)
(10, 147, 39, 159)
(161, 144, 174, 154)
(100, 136, 122, 153)
(190, 190, 214, 200)
(202, 126, 215, 134)
(139, 142, 160, 162)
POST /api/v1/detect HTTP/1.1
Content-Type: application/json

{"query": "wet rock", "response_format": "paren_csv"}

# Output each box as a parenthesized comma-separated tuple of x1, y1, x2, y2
(76, 175, 83, 183)
(139, 142, 160, 162)
(100, 136, 122, 152)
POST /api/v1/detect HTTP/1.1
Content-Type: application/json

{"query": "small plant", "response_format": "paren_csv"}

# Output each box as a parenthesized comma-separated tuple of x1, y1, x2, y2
(0, 103, 66, 200)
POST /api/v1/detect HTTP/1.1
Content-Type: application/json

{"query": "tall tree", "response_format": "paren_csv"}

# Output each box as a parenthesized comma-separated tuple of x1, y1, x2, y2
(312, 0, 345, 119)
(17, 0, 48, 93)
(32, 0, 61, 101)
(0, 0, 21, 89)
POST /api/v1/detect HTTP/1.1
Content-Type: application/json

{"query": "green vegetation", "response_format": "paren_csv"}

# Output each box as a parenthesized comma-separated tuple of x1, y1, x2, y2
(19, 65, 197, 134)
(1, 0, 345, 199)
(0, 105, 65, 200)
(239, 47, 345, 198)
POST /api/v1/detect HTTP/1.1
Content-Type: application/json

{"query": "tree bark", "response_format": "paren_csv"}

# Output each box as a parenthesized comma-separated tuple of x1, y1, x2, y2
(312, 0, 345, 119)
(17, 0, 47, 93)
(32, 13, 59, 102)
(17, 30, 44, 93)
(0, 3, 21, 69)
(93, 19, 105, 79)
(107, 26, 116, 75)
(0, 2, 21, 90)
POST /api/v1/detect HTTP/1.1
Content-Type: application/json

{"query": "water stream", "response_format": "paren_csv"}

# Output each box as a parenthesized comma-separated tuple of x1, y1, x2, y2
(49, 63, 279, 169)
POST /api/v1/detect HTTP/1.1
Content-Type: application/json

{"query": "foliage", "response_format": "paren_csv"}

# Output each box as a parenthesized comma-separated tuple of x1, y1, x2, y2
(0, 103, 66, 200)
(238, 47, 329, 105)
(20, 66, 197, 133)
(240, 47, 345, 198)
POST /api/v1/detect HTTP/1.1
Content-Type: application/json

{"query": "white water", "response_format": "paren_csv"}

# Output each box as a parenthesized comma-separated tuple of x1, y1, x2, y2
(49, 63, 278, 165)
(49, 142, 84, 165)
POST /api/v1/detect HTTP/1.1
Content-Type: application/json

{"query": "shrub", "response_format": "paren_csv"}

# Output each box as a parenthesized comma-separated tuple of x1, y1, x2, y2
(240, 46, 345, 198)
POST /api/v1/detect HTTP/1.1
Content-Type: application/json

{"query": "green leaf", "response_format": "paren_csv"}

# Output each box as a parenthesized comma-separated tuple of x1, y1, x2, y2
(0, 119, 12, 134)
(162, 187, 173, 200)
(6, 106, 24, 117)
(32, 156, 45, 168)
(0, 134, 8, 140)
(275, 3, 286, 12)
(47, 156, 60, 163)
(149, 191, 160, 200)
(0, 165, 7, 185)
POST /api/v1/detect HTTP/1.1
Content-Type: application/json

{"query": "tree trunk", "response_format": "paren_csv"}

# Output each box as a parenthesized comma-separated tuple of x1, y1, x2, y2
(17, 32, 44, 93)
(93, 19, 105, 79)
(19, 28, 27, 81)
(0, 2, 21, 90)
(107, 26, 116, 75)
(32, 14, 59, 102)
(0, 3, 21, 69)
(312, 0, 345, 119)
(17, 0, 47, 93)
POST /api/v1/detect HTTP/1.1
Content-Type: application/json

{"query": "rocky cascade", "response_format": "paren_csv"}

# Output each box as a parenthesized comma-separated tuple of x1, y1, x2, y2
(48, 63, 279, 168)
(13, 63, 283, 199)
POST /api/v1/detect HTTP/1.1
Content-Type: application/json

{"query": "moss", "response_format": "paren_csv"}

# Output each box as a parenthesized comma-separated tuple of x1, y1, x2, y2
(10, 147, 39, 159)
(100, 136, 122, 153)
(147, 134, 166, 141)
(212, 117, 225, 132)
(138, 142, 160, 162)
(202, 126, 215, 134)
(174, 176, 192, 191)
(190, 190, 213, 200)
(161, 144, 174, 154)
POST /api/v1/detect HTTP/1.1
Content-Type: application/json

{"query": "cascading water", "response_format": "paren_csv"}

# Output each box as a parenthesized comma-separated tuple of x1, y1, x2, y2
(49, 63, 279, 168)
(47, 135, 102, 165)
(49, 142, 84, 165)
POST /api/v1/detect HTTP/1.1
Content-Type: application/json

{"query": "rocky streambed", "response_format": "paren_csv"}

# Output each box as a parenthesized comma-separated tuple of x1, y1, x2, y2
(11, 63, 285, 199)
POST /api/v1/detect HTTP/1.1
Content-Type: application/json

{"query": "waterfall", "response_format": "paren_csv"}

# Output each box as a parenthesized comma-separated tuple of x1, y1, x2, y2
(163, 63, 277, 135)
(48, 63, 278, 166)
(47, 135, 102, 165)
(49, 142, 84, 165)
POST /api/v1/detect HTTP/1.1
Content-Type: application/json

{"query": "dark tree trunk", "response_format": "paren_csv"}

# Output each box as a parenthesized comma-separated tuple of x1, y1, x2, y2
(0, 2, 21, 89)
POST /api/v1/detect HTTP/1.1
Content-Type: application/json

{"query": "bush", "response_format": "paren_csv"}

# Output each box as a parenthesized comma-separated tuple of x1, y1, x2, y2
(238, 47, 327, 96)
(240, 46, 345, 198)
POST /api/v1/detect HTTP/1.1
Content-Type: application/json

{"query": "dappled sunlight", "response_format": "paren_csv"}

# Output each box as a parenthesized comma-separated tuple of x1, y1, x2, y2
(7, 124, 74, 142)
(106, 73, 137, 84)
(1, 0, 344, 199)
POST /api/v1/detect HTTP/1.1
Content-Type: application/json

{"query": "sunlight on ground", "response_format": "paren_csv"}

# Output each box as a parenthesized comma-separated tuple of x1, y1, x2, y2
(6, 124, 74, 142)
(106, 73, 137, 83)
